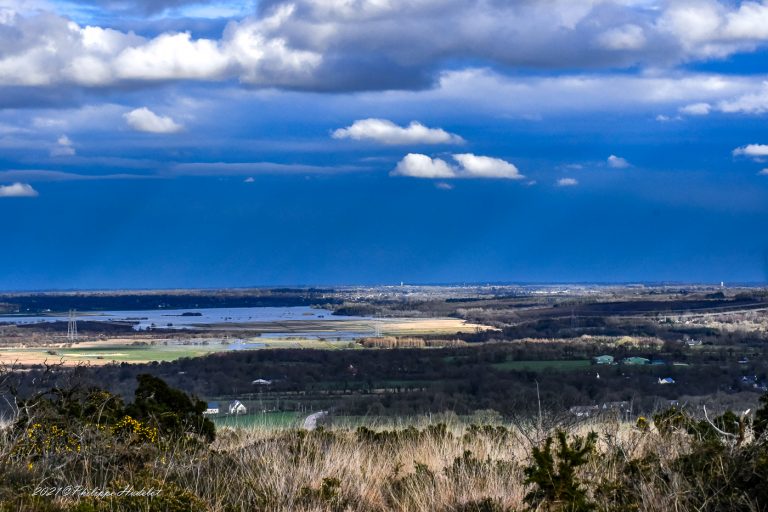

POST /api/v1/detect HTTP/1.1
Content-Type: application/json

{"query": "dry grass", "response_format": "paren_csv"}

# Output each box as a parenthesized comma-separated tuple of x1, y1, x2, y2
(175, 418, 706, 511)
(182, 423, 525, 511)
(2, 413, 764, 511)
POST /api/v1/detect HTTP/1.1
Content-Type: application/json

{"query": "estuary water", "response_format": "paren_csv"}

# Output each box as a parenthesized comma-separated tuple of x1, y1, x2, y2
(0, 306, 369, 332)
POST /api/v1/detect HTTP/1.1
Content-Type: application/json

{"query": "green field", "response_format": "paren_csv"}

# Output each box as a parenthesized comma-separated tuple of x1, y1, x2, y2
(0, 344, 221, 364)
(1, 337, 358, 365)
(57, 345, 218, 362)
(212, 411, 303, 429)
(491, 360, 592, 371)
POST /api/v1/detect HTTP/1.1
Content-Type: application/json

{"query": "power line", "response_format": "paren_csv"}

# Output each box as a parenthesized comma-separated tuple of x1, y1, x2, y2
(67, 310, 78, 341)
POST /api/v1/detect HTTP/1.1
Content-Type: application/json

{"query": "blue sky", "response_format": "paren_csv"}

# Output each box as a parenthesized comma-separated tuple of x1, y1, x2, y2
(1, 0, 768, 290)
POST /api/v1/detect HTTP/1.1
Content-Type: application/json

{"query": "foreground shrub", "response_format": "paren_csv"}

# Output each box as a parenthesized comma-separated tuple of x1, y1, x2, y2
(523, 430, 597, 512)
(2, 387, 768, 511)
(1, 375, 214, 510)
(125, 374, 215, 443)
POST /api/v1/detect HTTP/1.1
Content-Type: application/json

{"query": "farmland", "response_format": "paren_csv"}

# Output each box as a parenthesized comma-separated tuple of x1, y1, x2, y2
(2, 285, 768, 421)
(0, 310, 489, 365)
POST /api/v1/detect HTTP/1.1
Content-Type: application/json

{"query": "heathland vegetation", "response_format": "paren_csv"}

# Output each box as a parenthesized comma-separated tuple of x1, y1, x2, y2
(3, 370, 768, 511)
(2, 286, 768, 509)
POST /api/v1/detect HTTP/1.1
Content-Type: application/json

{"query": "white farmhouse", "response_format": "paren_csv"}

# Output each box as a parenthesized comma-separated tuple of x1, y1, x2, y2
(229, 400, 247, 415)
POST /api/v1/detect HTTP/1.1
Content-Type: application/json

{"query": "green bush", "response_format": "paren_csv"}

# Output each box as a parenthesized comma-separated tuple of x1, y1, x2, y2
(755, 392, 768, 441)
(125, 374, 215, 443)
(453, 497, 513, 512)
(3, 375, 214, 511)
(444, 450, 517, 485)
(673, 440, 768, 510)
(298, 477, 349, 512)
(387, 461, 437, 509)
(523, 430, 597, 512)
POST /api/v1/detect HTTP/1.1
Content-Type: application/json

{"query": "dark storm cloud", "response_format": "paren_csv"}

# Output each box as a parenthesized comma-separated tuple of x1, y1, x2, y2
(73, 0, 218, 15)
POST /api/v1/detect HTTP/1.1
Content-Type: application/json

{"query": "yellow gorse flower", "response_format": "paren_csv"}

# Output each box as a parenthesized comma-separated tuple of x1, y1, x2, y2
(112, 415, 159, 443)
(17, 422, 81, 456)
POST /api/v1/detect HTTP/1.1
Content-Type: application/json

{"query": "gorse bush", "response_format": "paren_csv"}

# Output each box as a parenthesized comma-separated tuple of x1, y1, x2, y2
(523, 430, 597, 512)
(356, 422, 451, 444)
(755, 392, 768, 440)
(298, 477, 349, 512)
(14, 374, 214, 446)
(1, 375, 215, 510)
(126, 374, 215, 443)
(653, 406, 749, 443)
(452, 497, 511, 512)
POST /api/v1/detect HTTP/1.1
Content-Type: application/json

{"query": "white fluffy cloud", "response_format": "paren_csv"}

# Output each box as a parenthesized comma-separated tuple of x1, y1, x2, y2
(655, 0, 768, 57)
(0, 6, 319, 89)
(332, 119, 463, 145)
(392, 153, 523, 180)
(718, 83, 768, 114)
(596, 24, 646, 51)
(382, 68, 761, 117)
(679, 102, 712, 115)
(759, 169, 768, 176)
(557, 178, 578, 187)
(124, 107, 183, 133)
(0, 182, 39, 197)
(452, 154, 521, 179)
(733, 144, 768, 158)
(392, 154, 456, 179)
(5, 1, 768, 94)
(113, 33, 231, 81)
(50, 134, 75, 156)
(607, 155, 631, 168)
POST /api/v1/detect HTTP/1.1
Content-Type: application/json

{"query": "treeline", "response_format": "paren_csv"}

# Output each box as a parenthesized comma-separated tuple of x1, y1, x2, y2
(498, 317, 722, 343)
(359, 337, 467, 348)
(9, 342, 766, 418)
(332, 296, 545, 319)
(0, 289, 340, 313)
(14, 320, 138, 334)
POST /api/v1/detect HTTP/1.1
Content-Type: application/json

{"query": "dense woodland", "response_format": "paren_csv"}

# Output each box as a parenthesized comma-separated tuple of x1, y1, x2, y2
(4, 340, 764, 420)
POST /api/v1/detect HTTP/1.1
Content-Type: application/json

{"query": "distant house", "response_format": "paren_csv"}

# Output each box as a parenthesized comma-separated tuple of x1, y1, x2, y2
(658, 377, 676, 385)
(594, 355, 614, 365)
(252, 379, 272, 385)
(738, 357, 749, 364)
(204, 402, 219, 415)
(741, 376, 767, 391)
(228, 400, 247, 415)
(602, 401, 630, 412)
(650, 359, 666, 366)
(623, 357, 650, 365)
(569, 405, 599, 418)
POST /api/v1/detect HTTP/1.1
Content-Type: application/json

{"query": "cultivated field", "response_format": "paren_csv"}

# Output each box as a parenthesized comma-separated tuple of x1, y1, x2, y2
(0, 317, 491, 366)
